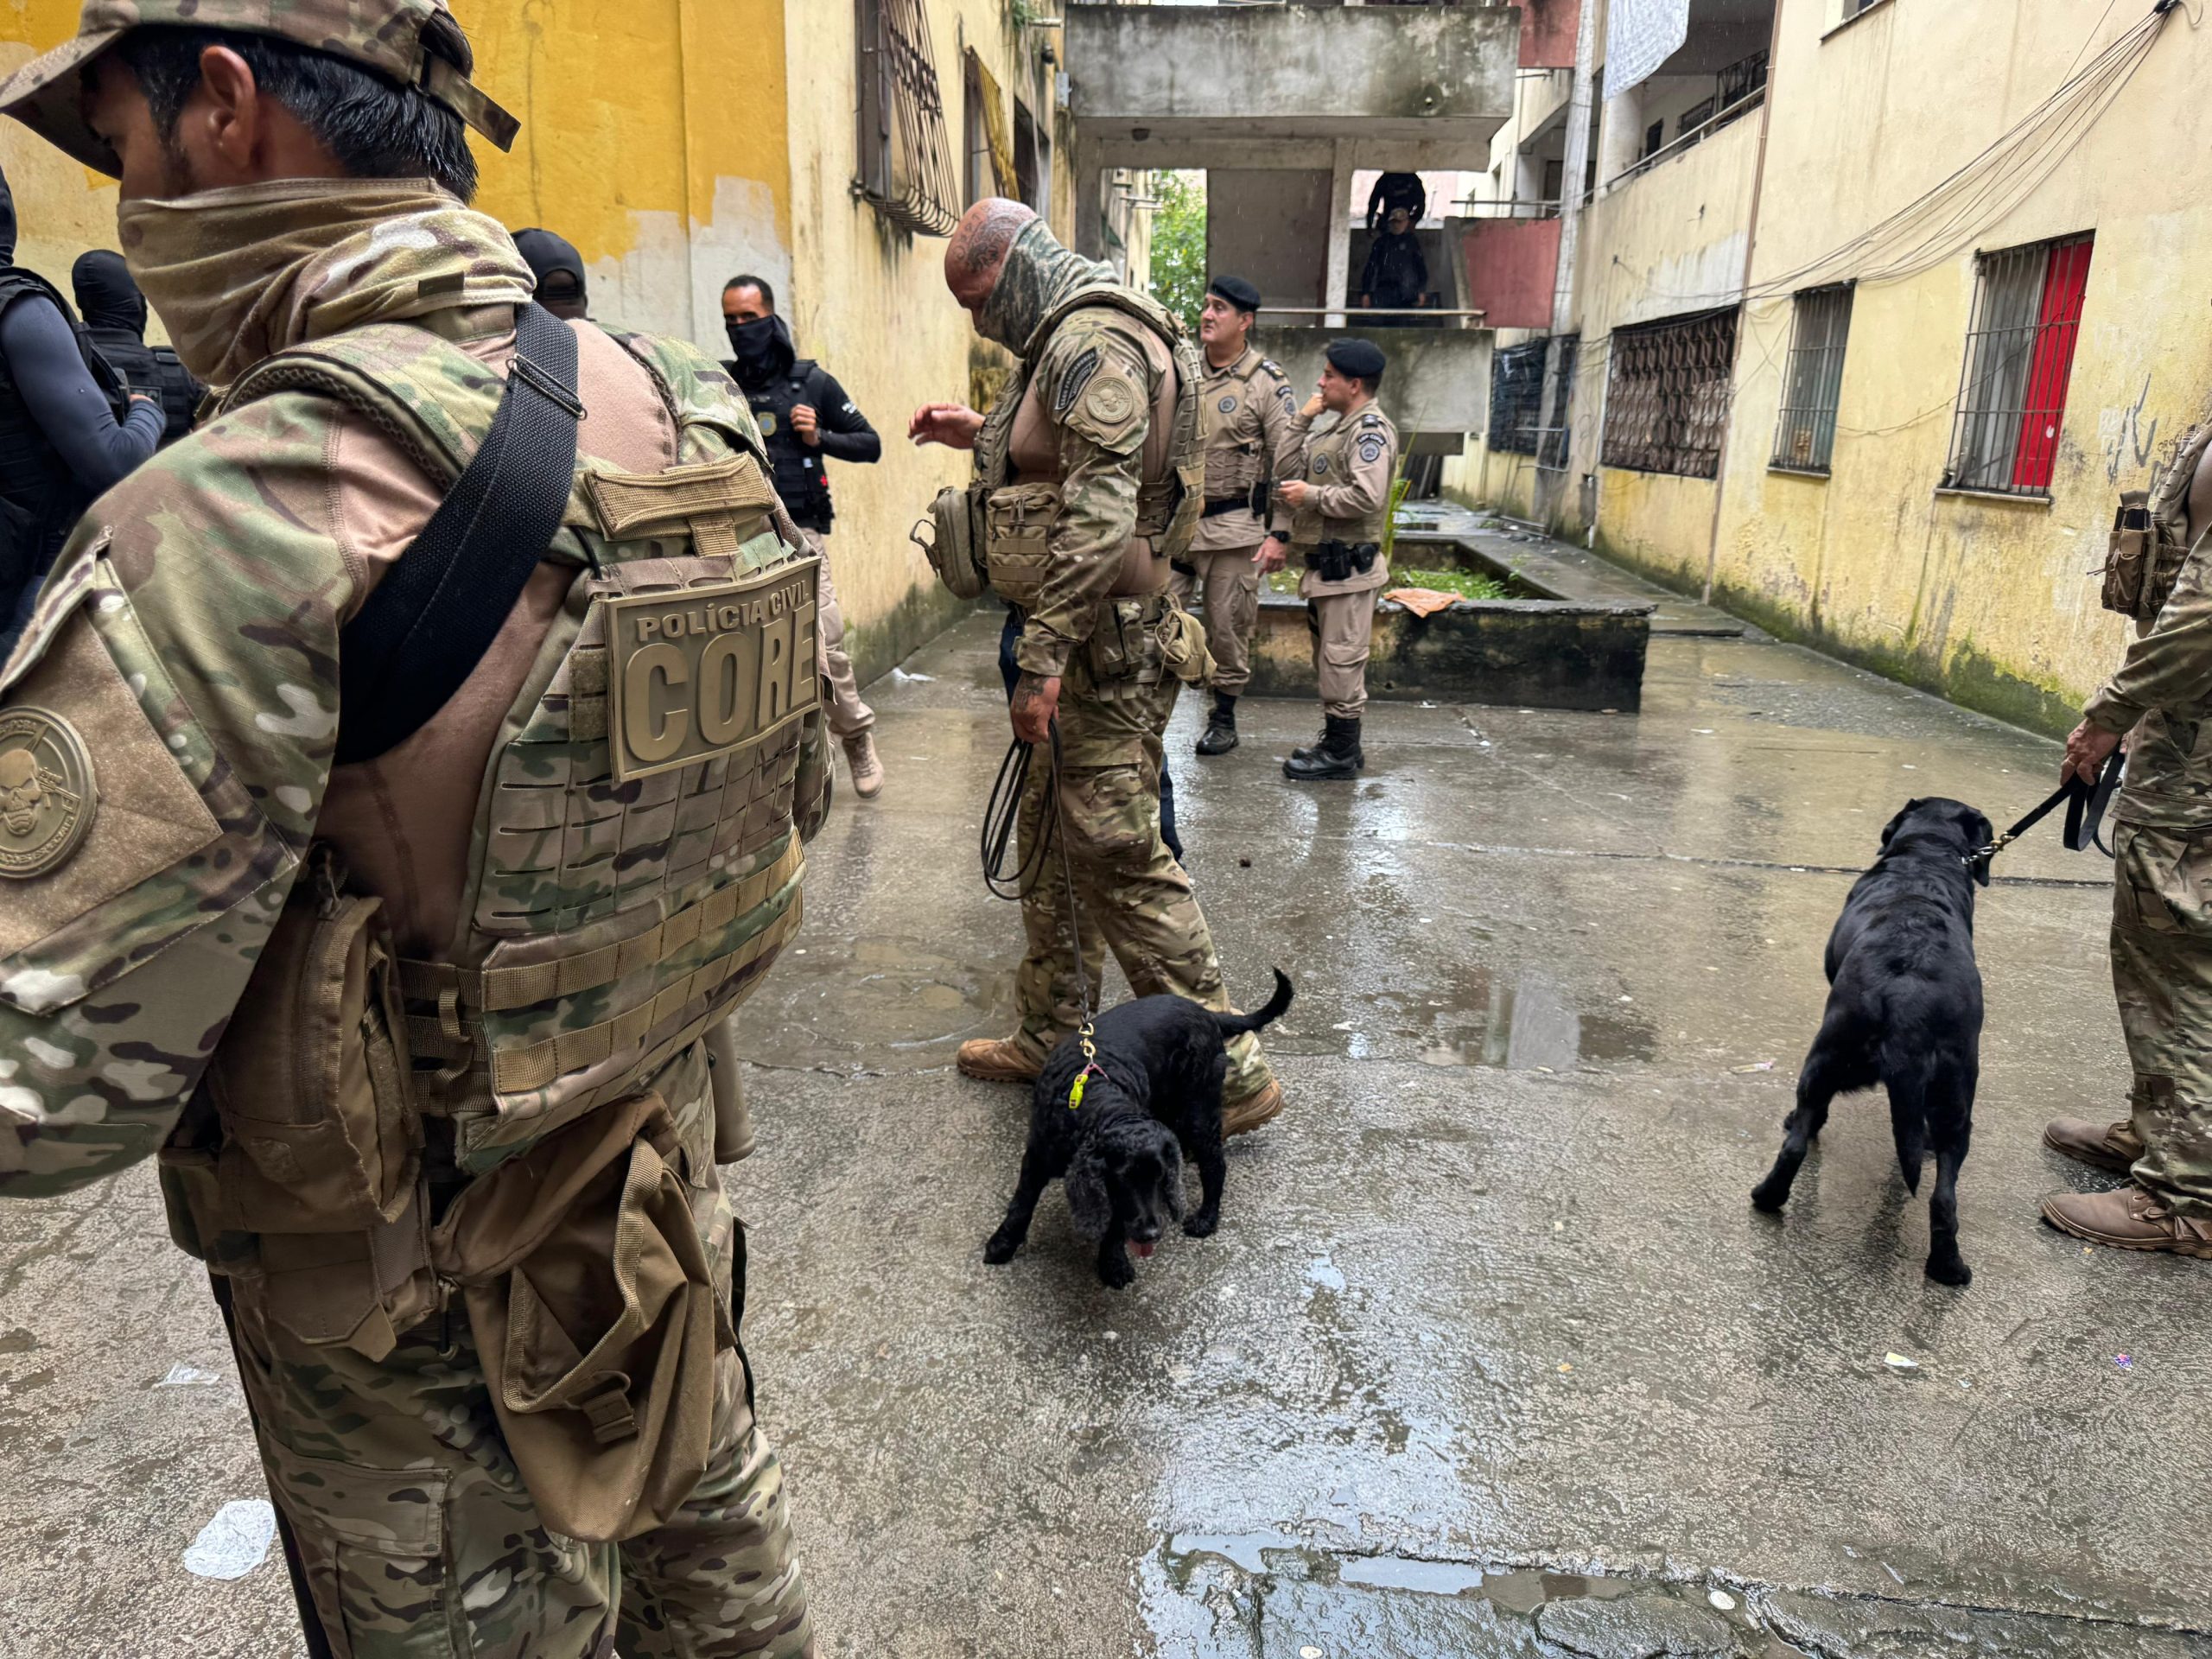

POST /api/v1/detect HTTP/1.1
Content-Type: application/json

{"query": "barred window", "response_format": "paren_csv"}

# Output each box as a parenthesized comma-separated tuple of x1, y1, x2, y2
(855, 0, 963, 238)
(1489, 340, 1548, 455)
(1942, 233, 2094, 497)
(1602, 308, 1739, 478)
(1771, 285, 1853, 474)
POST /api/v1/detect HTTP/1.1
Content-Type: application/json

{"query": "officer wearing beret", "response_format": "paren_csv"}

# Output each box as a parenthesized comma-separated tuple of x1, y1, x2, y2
(1175, 275, 1297, 756)
(1264, 338, 1400, 781)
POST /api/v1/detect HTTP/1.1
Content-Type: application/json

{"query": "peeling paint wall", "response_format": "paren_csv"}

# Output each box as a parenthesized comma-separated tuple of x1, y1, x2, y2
(0, 0, 1083, 687)
(1455, 0, 2212, 735)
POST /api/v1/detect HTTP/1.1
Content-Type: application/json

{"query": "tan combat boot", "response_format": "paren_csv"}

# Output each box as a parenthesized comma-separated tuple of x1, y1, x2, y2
(1222, 1077, 1285, 1137)
(957, 1037, 1045, 1084)
(2042, 1185, 2212, 1257)
(2043, 1116, 2142, 1173)
(842, 731, 885, 800)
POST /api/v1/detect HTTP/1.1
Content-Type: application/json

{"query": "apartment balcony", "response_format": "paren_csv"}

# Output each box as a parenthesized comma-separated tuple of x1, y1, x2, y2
(1064, 1, 1520, 173)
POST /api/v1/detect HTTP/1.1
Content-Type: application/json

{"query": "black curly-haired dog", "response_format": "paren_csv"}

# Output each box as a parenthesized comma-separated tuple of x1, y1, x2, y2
(983, 969, 1294, 1288)
(1752, 797, 1991, 1287)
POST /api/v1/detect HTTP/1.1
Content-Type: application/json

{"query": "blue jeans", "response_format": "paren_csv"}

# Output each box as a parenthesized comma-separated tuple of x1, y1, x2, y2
(998, 605, 1182, 864)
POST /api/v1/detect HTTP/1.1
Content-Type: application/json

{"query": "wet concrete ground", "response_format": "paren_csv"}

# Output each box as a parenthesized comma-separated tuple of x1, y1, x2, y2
(3, 549, 2209, 1656)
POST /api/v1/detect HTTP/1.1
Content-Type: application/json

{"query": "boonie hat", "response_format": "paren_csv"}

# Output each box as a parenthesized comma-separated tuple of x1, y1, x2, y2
(1206, 275, 1262, 315)
(1324, 338, 1388, 381)
(0, 0, 518, 177)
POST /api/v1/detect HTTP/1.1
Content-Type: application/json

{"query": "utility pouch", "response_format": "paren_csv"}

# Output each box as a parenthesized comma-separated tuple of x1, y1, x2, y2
(984, 482, 1062, 611)
(1349, 542, 1379, 575)
(2101, 492, 2157, 618)
(913, 486, 988, 601)
(1085, 595, 1166, 694)
(1306, 543, 1351, 584)
(1248, 477, 1272, 518)
(1156, 600, 1216, 687)
(200, 845, 422, 1236)
(431, 1091, 731, 1544)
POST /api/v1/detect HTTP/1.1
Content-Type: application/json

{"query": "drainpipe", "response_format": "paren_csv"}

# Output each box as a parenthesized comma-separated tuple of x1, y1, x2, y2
(1699, 0, 1784, 606)
(1535, 0, 1601, 531)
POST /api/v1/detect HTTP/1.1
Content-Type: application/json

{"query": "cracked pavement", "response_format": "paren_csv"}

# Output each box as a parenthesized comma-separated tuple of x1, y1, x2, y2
(1, 565, 2207, 1656)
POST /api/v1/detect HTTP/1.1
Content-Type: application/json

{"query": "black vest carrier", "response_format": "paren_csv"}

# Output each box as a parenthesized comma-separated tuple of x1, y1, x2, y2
(743, 360, 834, 532)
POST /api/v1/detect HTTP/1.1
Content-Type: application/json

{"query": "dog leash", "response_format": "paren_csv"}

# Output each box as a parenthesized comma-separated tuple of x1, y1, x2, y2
(1967, 747, 2125, 874)
(981, 720, 1103, 1109)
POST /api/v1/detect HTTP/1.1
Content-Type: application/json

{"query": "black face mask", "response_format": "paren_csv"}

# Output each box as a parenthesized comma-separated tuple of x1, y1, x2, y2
(726, 315, 779, 365)
(0, 162, 17, 267)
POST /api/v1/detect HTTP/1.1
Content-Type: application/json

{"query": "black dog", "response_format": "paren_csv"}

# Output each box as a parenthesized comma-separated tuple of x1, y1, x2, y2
(1752, 798, 1991, 1287)
(983, 970, 1294, 1288)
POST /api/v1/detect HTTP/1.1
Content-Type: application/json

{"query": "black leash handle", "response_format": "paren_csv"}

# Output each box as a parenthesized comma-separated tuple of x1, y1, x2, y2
(1973, 747, 2124, 870)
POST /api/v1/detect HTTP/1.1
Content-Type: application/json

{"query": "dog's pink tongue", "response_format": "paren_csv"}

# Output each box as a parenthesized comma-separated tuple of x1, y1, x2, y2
(1131, 1241, 1156, 1259)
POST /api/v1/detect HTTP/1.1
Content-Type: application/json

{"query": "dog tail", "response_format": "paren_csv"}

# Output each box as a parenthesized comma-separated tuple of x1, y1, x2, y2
(1884, 1052, 1931, 1195)
(1214, 969, 1294, 1040)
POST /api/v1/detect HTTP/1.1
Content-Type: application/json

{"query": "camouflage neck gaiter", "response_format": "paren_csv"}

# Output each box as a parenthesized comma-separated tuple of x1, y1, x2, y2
(976, 219, 1121, 359)
(118, 177, 535, 386)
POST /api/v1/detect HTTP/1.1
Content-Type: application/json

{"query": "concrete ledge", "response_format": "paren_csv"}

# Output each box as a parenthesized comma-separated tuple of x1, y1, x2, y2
(1243, 535, 1654, 711)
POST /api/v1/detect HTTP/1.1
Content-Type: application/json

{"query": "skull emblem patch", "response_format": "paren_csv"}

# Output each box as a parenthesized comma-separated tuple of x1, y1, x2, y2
(0, 708, 96, 880)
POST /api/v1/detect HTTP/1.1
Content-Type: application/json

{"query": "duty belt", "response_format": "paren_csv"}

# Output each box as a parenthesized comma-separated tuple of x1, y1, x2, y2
(1200, 497, 1249, 518)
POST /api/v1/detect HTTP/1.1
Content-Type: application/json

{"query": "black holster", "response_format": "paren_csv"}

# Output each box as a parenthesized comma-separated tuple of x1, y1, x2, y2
(1307, 540, 1378, 583)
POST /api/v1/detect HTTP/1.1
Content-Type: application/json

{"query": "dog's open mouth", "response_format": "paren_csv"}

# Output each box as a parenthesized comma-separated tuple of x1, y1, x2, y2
(1131, 1241, 1156, 1258)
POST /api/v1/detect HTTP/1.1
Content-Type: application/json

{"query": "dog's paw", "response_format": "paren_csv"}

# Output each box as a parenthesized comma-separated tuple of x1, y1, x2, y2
(1926, 1255, 1972, 1288)
(1097, 1252, 1136, 1289)
(1750, 1181, 1789, 1214)
(1183, 1211, 1220, 1238)
(982, 1230, 1021, 1265)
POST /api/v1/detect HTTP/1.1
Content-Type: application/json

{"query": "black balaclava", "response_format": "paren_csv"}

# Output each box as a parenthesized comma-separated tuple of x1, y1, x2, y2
(0, 162, 17, 266)
(726, 312, 795, 388)
(71, 250, 147, 337)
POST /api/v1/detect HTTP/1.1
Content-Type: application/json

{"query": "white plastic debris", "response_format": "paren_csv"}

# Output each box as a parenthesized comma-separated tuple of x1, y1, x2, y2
(1709, 1590, 1738, 1611)
(155, 1363, 219, 1388)
(182, 1500, 276, 1580)
(1884, 1352, 1920, 1372)
(890, 667, 935, 683)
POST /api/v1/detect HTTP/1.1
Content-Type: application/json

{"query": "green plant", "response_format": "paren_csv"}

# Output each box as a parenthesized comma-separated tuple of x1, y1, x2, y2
(1009, 0, 1042, 27)
(1146, 169, 1208, 334)
(1378, 474, 1413, 563)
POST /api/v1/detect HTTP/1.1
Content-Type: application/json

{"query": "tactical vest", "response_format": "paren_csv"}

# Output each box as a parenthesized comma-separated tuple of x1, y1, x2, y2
(972, 285, 1205, 601)
(1201, 349, 1287, 503)
(87, 323, 198, 447)
(1292, 404, 1399, 545)
(2104, 415, 2212, 626)
(0, 277, 125, 581)
(159, 319, 821, 1368)
(738, 359, 833, 531)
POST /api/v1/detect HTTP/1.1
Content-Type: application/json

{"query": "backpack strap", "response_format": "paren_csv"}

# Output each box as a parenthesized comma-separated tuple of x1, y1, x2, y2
(334, 302, 582, 765)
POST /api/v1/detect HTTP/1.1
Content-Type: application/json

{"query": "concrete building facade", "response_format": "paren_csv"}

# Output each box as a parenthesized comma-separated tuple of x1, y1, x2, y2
(0, 0, 1147, 684)
(1455, 0, 2208, 734)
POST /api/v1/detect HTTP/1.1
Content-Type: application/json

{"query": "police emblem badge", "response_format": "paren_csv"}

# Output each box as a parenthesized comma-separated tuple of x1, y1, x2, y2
(604, 557, 823, 782)
(1358, 435, 1386, 464)
(0, 706, 96, 880)
(757, 412, 779, 435)
(1314, 455, 1332, 475)
(1218, 396, 1238, 414)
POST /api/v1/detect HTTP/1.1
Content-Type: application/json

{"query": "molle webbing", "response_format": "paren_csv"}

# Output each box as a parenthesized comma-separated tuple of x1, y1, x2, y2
(400, 836, 801, 1013)
(404, 837, 804, 1093)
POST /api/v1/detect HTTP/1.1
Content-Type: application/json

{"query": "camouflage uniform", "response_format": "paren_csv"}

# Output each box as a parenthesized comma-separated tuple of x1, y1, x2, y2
(976, 222, 1275, 1105)
(0, 5, 820, 1652)
(2081, 530, 2212, 1219)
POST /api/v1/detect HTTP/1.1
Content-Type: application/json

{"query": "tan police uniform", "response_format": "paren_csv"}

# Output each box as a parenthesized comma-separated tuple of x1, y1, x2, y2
(1289, 398, 1400, 721)
(1171, 346, 1296, 697)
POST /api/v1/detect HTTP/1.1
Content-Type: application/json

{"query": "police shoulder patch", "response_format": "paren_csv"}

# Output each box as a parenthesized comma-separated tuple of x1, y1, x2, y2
(1054, 348, 1102, 416)
(1357, 435, 1386, 464)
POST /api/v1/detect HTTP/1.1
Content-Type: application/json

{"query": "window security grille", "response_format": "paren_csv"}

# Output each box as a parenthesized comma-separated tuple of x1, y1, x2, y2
(1490, 341, 1549, 455)
(1772, 286, 1853, 474)
(856, 0, 963, 238)
(1942, 234, 2093, 496)
(1540, 335, 1580, 471)
(1602, 309, 1740, 478)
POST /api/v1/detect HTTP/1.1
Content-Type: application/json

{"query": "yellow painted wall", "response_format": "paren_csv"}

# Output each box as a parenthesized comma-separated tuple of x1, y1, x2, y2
(1, 0, 1084, 683)
(1459, 0, 2212, 734)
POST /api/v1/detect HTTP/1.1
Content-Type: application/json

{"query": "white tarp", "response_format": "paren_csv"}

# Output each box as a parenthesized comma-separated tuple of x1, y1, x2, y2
(1606, 0, 1691, 99)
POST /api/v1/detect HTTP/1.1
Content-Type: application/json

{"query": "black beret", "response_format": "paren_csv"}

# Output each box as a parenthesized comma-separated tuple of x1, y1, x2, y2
(1325, 338, 1387, 380)
(1206, 275, 1262, 314)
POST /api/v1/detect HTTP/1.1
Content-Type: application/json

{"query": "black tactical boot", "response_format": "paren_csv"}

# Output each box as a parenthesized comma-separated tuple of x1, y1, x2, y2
(1289, 721, 1331, 764)
(1284, 715, 1363, 781)
(1196, 692, 1240, 755)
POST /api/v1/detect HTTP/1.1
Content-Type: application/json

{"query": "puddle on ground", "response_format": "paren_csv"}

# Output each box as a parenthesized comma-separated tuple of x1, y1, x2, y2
(1414, 969, 1656, 1071)
(1334, 1556, 1488, 1596)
